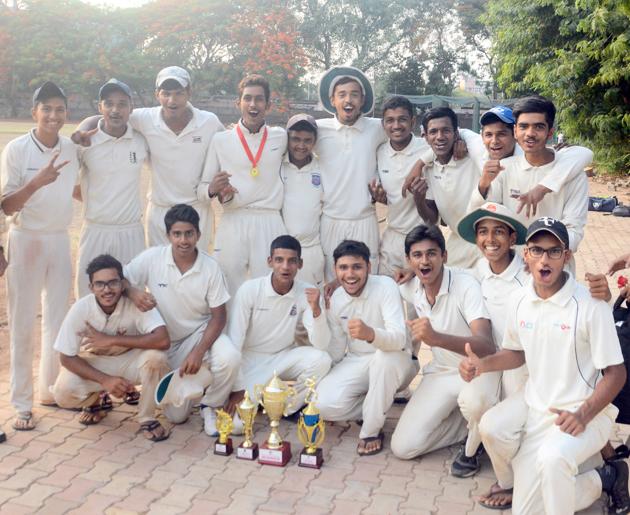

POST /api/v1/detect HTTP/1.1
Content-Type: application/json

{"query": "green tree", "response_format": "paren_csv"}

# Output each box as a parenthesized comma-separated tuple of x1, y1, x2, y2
(486, 0, 630, 173)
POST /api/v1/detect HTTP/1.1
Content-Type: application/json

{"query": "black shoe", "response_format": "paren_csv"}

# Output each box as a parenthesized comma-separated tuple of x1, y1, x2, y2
(608, 461, 630, 514)
(450, 444, 483, 478)
(0, 430, 5, 444)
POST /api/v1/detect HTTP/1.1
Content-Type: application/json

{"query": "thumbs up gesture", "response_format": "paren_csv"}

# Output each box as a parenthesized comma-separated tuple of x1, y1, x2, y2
(459, 342, 483, 382)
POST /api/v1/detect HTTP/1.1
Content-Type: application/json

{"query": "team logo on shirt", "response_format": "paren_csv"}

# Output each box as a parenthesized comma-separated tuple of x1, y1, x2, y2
(129, 152, 137, 164)
(510, 188, 521, 199)
(158, 283, 167, 288)
(311, 173, 321, 187)
(552, 322, 571, 331)
(193, 136, 202, 143)
(519, 320, 534, 329)
(289, 304, 297, 316)
(379, 168, 389, 174)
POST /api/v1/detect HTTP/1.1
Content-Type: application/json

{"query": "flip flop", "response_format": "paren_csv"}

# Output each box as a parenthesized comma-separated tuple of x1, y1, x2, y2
(139, 420, 169, 442)
(124, 390, 140, 406)
(12, 412, 35, 431)
(79, 405, 108, 426)
(478, 483, 513, 511)
(357, 431, 384, 456)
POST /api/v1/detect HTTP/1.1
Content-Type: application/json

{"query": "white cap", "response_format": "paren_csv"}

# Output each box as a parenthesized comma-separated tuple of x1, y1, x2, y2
(155, 66, 191, 89)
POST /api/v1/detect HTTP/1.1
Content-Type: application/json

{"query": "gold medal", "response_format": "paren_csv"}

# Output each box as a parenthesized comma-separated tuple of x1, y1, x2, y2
(250, 167, 259, 177)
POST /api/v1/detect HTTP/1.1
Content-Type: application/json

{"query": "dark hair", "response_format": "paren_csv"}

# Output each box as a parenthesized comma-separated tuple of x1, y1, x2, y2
(404, 225, 446, 255)
(512, 95, 556, 128)
(333, 240, 370, 264)
(270, 235, 302, 258)
(332, 76, 363, 97)
(86, 254, 123, 283)
(164, 204, 200, 234)
(421, 107, 458, 132)
(239, 74, 271, 103)
(480, 114, 514, 133)
(288, 121, 317, 137)
(158, 79, 190, 92)
(381, 95, 415, 119)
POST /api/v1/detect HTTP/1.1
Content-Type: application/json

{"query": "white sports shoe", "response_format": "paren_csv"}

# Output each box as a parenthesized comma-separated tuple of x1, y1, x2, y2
(202, 407, 219, 437)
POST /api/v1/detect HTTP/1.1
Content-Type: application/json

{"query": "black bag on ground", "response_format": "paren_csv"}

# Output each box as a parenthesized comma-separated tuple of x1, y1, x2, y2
(612, 295, 630, 423)
(588, 196, 618, 212)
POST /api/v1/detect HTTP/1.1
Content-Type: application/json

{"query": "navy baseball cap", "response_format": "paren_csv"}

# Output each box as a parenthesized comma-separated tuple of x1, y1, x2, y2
(480, 105, 515, 126)
(32, 81, 67, 107)
(99, 78, 133, 100)
(526, 217, 570, 248)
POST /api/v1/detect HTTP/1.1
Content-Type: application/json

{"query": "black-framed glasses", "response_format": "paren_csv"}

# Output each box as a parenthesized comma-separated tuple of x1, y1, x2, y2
(91, 279, 123, 291)
(526, 246, 565, 260)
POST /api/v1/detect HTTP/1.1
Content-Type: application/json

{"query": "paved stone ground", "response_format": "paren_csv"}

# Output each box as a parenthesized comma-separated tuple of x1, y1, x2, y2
(0, 179, 628, 514)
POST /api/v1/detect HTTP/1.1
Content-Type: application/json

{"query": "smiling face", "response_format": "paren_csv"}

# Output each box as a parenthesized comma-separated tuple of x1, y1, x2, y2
(335, 255, 370, 297)
(406, 239, 446, 288)
(331, 80, 364, 126)
(475, 218, 515, 268)
(524, 232, 571, 297)
(515, 112, 553, 155)
(99, 90, 131, 135)
(287, 129, 316, 165)
(167, 221, 199, 260)
(482, 121, 516, 160)
(268, 247, 301, 292)
(90, 267, 124, 311)
(238, 85, 269, 130)
(32, 97, 67, 139)
(155, 85, 190, 121)
(425, 117, 457, 163)
(383, 107, 414, 148)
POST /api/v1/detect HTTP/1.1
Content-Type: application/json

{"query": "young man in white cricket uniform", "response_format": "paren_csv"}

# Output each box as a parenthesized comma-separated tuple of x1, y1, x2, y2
(52, 255, 170, 441)
(75, 79, 148, 297)
(1, 82, 80, 430)
(462, 218, 630, 515)
(370, 95, 430, 278)
(225, 235, 331, 418)
(280, 114, 325, 286)
(390, 224, 497, 460)
(469, 96, 590, 267)
(315, 67, 387, 280)
(316, 240, 417, 455)
(74, 66, 224, 250)
(200, 74, 286, 295)
(124, 204, 240, 433)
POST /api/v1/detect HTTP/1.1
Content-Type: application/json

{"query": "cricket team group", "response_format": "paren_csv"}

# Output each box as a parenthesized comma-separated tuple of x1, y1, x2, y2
(1, 63, 629, 514)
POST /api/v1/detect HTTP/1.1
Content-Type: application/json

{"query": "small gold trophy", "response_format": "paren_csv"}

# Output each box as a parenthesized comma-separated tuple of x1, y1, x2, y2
(297, 377, 325, 468)
(254, 371, 295, 466)
(236, 391, 259, 460)
(213, 409, 234, 456)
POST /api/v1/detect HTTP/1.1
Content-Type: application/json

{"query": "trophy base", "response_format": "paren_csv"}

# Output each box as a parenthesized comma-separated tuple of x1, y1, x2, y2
(258, 441, 292, 467)
(236, 442, 259, 460)
(214, 438, 233, 456)
(299, 447, 324, 469)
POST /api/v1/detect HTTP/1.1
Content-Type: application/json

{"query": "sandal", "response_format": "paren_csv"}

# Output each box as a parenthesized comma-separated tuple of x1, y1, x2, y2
(124, 390, 140, 406)
(79, 405, 108, 426)
(12, 412, 35, 431)
(478, 482, 513, 510)
(357, 431, 384, 456)
(139, 420, 169, 442)
(99, 392, 114, 411)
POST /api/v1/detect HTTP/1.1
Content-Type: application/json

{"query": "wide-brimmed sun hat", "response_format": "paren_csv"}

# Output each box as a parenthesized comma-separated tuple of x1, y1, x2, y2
(457, 202, 527, 245)
(318, 66, 374, 115)
(155, 367, 212, 407)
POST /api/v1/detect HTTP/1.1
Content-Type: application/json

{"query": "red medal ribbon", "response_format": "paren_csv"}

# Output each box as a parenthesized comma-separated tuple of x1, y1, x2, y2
(236, 124, 268, 176)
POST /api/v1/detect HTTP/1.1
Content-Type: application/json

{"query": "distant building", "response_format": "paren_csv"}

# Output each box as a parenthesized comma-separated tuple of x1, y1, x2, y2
(456, 73, 485, 95)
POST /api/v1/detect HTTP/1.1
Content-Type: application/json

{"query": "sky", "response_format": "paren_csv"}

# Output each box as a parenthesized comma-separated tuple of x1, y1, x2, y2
(82, 0, 151, 7)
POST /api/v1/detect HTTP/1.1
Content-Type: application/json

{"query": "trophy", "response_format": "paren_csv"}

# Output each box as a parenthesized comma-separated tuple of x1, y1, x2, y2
(213, 409, 233, 456)
(236, 391, 259, 460)
(297, 377, 325, 468)
(254, 371, 296, 466)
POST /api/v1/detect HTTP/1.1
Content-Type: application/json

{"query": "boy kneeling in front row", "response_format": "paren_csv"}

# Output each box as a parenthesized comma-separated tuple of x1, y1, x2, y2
(52, 254, 170, 441)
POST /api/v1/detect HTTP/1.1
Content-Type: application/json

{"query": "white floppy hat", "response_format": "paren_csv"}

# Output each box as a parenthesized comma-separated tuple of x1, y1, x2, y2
(318, 66, 374, 115)
(155, 367, 212, 407)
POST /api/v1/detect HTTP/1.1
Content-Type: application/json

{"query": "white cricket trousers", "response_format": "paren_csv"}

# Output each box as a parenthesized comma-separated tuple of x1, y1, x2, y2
(52, 349, 169, 423)
(75, 222, 145, 297)
(316, 350, 417, 439)
(378, 227, 407, 279)
(239, 347, 332, 415)
(213, 209, 286, 295)
(297, 244, 325, 287)
(162, 328, 240, 423)
(390, 364, 500, 459)
(146, 201, 214, 252)
(321, 213, 379, 283)
(7, 228, 71, 413)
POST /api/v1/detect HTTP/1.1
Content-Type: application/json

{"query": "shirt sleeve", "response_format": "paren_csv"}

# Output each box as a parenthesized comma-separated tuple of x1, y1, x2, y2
(138, 307, 167, 335)
(588, 299, 624, 370)
(371, 279, 407, 352)
(1, 141, 23, 197)
(198, 135, 221, 203)
(53, 302, 87, 356)
(560, 172, 589, 252)
(458, 129, 486, 172)
(205, 261, 231, 308)
(227, 282, 253, 352)
(127, 109, 146, 132)
(458, 275, 490, 324)
(502, 293, 525, 351)
(326, 300, 348, 365)
(123, 249, 151, 288)
(301, 295, 331, 351)
(539, 146, 593, 193)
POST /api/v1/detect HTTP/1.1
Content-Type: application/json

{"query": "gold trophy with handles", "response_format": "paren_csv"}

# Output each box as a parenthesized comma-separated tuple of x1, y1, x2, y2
(213, 409, 233, 456)
(297, 376, 325, 468)
(254, 371, 295, 466)
(236, 391, 259, 460)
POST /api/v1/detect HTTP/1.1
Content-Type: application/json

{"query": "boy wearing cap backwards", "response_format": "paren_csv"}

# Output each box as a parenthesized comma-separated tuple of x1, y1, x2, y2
(315, 240, 416, 455)
(1, 82, 80, 430)
(52, 255, 170, 441)
(123, 204, 240, 434)
(74, 79, 148, 298)
(461, 217, 629, 514)
(370, 95, 430, 278)
(225, 235, 331, 418)
(74, 66, 224, 250)
(201, 74, 287, 295)
(315, 66, 387, 281)
(280, 114, 325, 286)
(390, 224, 497, 460)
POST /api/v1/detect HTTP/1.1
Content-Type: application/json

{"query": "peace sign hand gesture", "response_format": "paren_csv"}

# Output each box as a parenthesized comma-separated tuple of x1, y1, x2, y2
(33, 151, 69, 189)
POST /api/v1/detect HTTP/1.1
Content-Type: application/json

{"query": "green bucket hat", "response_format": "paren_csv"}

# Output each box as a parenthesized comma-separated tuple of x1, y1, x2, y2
(318, 66, 374, 115)
(457, 202, 527, 245)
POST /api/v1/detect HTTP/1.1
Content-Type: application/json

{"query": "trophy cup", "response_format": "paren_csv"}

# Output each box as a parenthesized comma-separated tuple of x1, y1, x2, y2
(254, 371, 295, 466)
(236, 391, 259, 460)
(213, 409, 234, 456)
(297, 377, 325, 468)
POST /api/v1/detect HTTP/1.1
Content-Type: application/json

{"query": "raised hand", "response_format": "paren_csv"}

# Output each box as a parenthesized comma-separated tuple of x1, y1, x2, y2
(347, 318, 375, 342)
(459, 342, 482, 382)
(368, 179, 387, 204)
(305, 287, 322, 317)
(33, 151, 69, 189)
